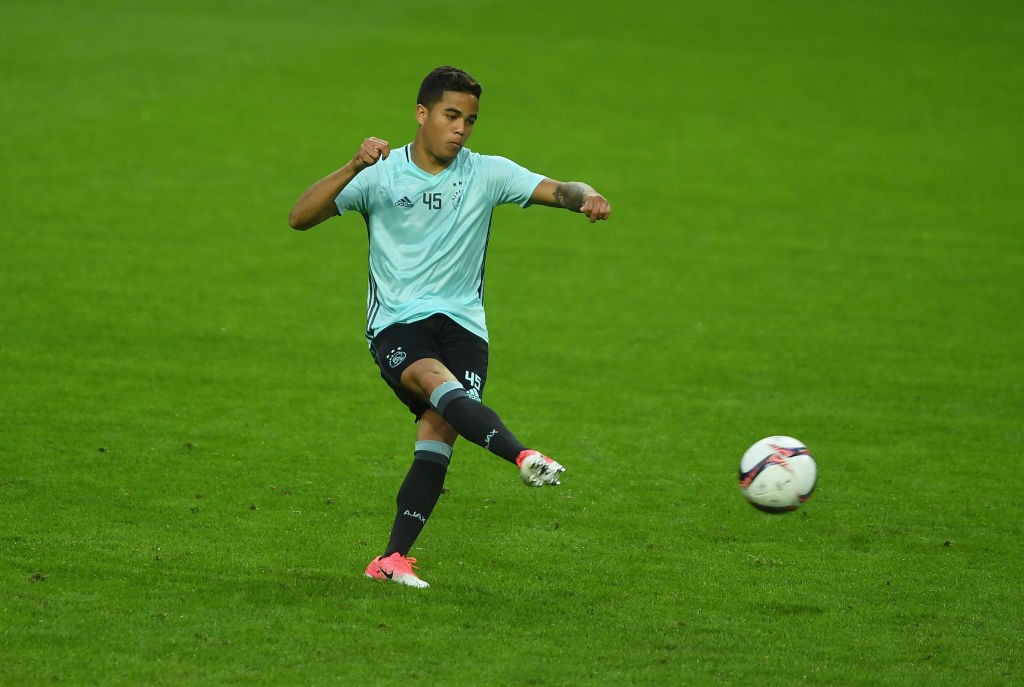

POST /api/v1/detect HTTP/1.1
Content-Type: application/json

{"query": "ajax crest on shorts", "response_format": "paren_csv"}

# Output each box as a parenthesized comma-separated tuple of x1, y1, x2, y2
(386, 347, 407, 368)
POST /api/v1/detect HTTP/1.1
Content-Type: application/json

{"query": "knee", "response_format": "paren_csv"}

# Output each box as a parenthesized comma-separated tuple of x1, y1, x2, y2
(400, 358, 456, 399)
(418, 409, 458, 445)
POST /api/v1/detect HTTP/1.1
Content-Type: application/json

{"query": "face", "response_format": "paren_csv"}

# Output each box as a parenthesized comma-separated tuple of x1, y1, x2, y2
(416, 90, 479, 165)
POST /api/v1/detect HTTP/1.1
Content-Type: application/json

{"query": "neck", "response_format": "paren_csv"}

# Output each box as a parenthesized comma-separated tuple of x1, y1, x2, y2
(410, 139, 454, 175)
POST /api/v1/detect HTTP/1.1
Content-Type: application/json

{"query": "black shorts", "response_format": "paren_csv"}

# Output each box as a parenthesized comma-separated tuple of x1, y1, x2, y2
(369, 314, 489, 420)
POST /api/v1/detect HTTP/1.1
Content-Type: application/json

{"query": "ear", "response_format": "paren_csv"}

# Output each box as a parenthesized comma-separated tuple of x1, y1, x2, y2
(415, 103, 427, 126)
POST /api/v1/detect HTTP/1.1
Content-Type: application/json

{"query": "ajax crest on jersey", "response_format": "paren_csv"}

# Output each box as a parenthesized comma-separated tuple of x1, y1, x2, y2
(738, 436, 817, 513)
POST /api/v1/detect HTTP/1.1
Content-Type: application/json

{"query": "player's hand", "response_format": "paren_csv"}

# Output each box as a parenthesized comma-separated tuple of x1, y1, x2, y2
(581, 193, 611, 223)
(352, 137, 390, 171)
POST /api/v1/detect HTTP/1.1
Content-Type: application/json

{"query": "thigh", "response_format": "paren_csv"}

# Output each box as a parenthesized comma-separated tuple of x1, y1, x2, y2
(370, 317, 445, 388)
(370, 318, 445, 419)
(369, 315, 490, 418)
(436, 317, 490, 401)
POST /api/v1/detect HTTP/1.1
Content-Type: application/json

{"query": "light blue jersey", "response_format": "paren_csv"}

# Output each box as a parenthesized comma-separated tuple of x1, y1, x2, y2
(335, 145, 545, 343)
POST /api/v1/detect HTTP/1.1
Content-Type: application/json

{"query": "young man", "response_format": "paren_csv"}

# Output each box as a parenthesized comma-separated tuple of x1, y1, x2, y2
(289, 66, 611, 588)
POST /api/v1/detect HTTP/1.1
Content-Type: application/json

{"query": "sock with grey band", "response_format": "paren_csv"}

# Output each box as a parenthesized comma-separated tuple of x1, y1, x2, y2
(429, 380, 526, 463)
(383, 441, 453, 557)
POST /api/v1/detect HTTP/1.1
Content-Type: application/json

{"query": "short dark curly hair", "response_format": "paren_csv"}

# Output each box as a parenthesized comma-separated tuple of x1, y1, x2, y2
(417, 66, 482, 108)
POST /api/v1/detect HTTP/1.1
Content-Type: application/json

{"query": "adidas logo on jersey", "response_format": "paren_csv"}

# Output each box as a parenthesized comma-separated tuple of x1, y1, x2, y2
(394, 196, 414, 208)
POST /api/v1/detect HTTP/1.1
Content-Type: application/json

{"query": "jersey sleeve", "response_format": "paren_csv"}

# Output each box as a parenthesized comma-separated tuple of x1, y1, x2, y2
(335, 166, 376, 216)
(479, 155, 546, 208)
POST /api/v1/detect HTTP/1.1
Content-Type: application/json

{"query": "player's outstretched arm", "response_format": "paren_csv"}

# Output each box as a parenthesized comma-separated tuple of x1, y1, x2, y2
(288, 137, 391, 230)
(529, 179, 611, 223)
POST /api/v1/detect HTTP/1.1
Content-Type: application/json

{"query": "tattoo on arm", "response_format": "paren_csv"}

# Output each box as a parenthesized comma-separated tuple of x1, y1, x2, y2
(553, 182, 587, 212)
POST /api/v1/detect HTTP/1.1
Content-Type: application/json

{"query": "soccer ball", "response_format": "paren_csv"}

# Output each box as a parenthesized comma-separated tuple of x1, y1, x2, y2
(738, 436, 817, 513)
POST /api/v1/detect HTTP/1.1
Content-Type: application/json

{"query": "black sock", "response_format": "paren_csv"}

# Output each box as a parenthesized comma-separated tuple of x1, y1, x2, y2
(429, 381, 526, 463)
(383, 442, 450, 557)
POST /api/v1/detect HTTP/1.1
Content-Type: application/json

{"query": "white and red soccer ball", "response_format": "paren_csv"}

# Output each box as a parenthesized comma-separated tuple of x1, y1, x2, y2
(739, 436, 817, 513)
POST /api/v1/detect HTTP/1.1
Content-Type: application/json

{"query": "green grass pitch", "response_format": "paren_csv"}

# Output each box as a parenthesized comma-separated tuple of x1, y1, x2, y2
(2, 0, 1022, 684)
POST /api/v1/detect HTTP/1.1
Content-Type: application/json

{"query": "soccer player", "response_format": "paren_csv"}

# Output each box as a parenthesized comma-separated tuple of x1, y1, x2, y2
(288, 66, 611, 588)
